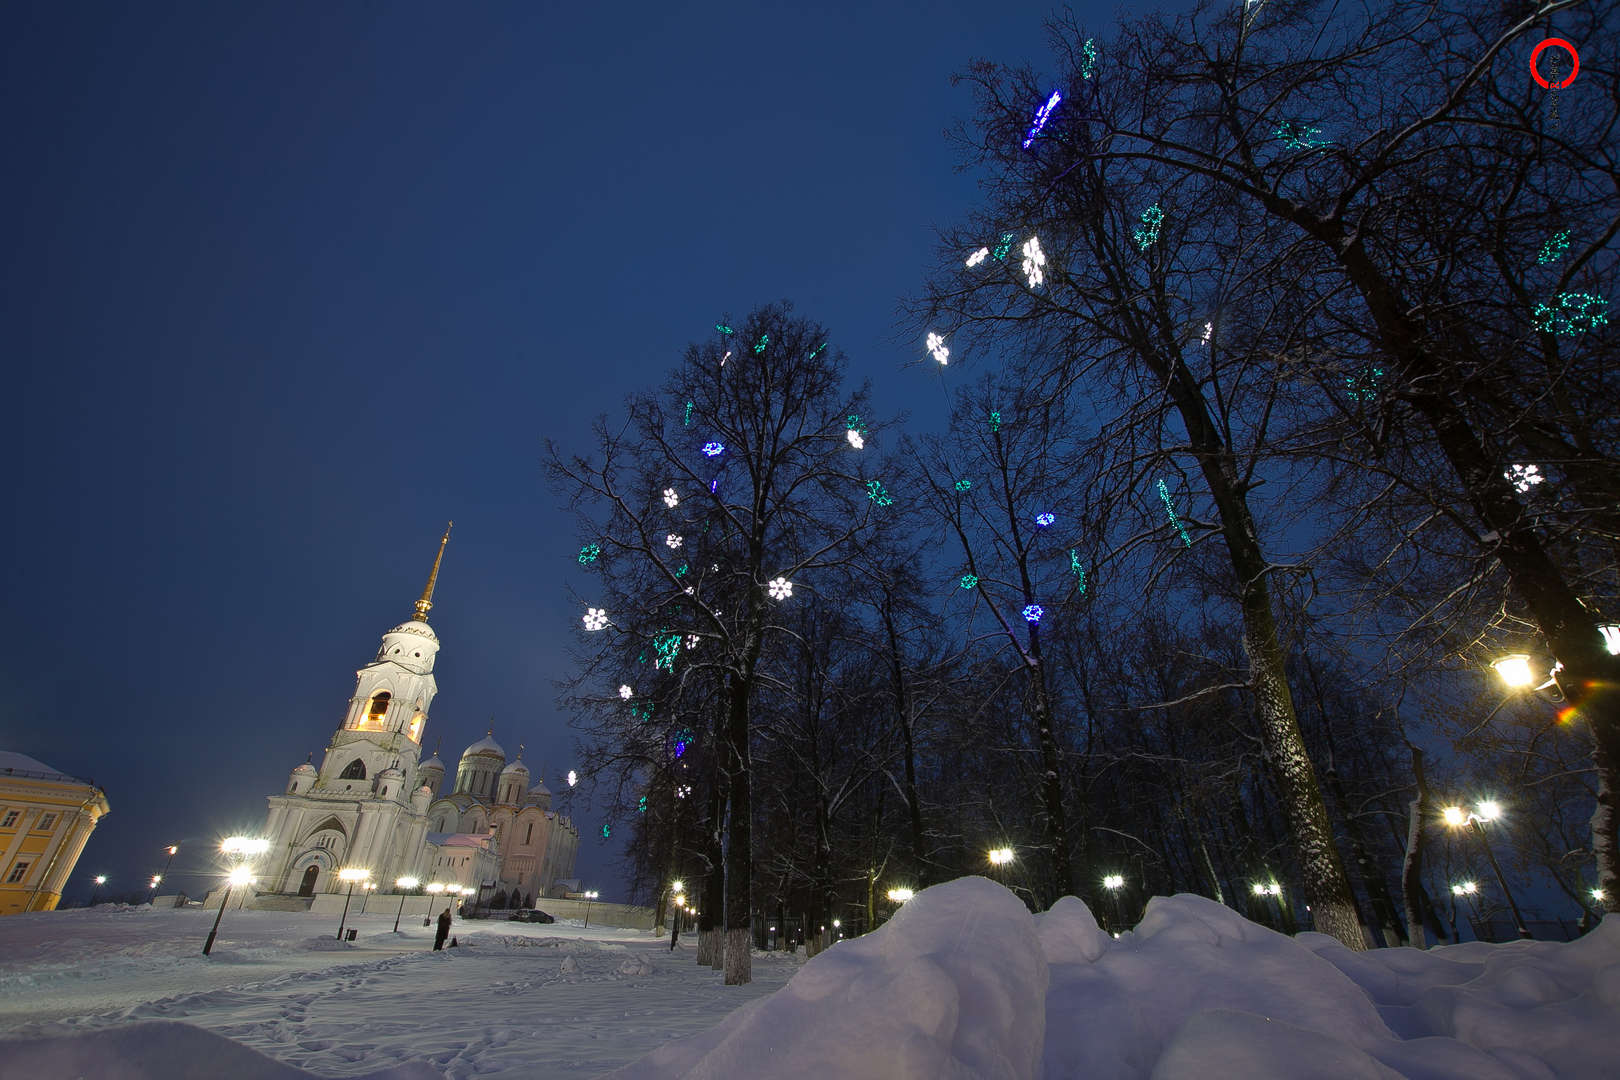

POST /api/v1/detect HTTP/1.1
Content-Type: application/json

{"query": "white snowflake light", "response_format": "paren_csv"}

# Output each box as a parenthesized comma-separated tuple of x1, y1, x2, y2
(1506, 464, 1544, 493)
(583, 607, 609, 631)
(567, 770, 577, 787)
(619, 685, 633, 700)
(847, 428, 865, 450)
(666, 533, 683, 549)
(720, 350, 732, 368)
(965, 247, 990, 268)
(663, 488, 679, 508)
(926, 331, 950, 365)
(1021, 236, 1046, 287)
(676, 784, 692, 799)
(1202, 321, 1212, 345)
(768, 576, 794, 601)
(684, 586, 694, 595)
(685, 633, 700, 649)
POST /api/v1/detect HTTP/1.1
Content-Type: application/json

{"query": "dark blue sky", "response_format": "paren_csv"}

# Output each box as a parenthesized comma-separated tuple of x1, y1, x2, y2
(2, 1, 1091, 899)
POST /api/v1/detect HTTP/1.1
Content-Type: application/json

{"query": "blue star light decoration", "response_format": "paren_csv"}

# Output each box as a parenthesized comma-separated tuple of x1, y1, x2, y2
(1157, 479, 1193, 547)
(1533, 292, 1609, 335)
(866, 480, 894, 507)
(1022, 604, 1045, 624)
(1538, 230, 1571, 265)
(1034, 512, 1055, 527)
(701, 441, 725, 457)
(1022, 90, 1063, 149)
(578, 544, 601, 565)
(1134, 204, 1164, 251)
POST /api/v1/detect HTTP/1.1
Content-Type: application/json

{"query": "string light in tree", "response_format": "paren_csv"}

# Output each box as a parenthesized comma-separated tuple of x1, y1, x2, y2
(685, 633, 700, 650)
(866, 480, 894, 507)
(1022, 604, 1045, 624)
(653, 631, 681, 671)
(578, 544, 601, 564)
(1538, 230, 1571, 265)
(989, 411, 1003, 433)
(1034, 512, 1055, 527)
(926, 332, 950, 365)
(1022, 90, 1063, 149)
(583, 608, 609, 631)
(960, 574, 979, 589)
(619, 685, 633, 700)
(716, 323, 734, 335)
(846, 414, 868, 449)
(1157, 480, 1192, 547)
(753, 333, 769, 355)
(638, 796, 647, 813)
(1506, 464, 1545, 492)
(1021, 236, 1047, 287)
(1070, 549, 1086, 593)
(767, 576, 794, 601)
(666, 533, 683, 549)
(1134, 204, 1164, 251)
(808, 342, 827, 360)
(567, 770, 578, 787)
(966, 247, 990, 268)
(1274, 121, 1330, 150)
(1534, 292, 1609, 335)
(664, 488, 680, 508)
(632, 701, 654, 722)
(1345, 365, 1384, 401)
(602, 824, 611, 839)
(684, 401, 694, 426)
(701, 441, 725, 457)
(720, 350, 732, 368)
(710, 478, 720, 493)
(955, 479, 972, 493)
(993, 233, 1014, 260)
(677, 784, 692, 798)
(1080, 39, 1098, 79)
(1202, 322, 1212, 345)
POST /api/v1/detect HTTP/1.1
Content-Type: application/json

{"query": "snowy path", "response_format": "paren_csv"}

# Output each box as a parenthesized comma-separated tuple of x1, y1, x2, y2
(0, 907, 799, 1078)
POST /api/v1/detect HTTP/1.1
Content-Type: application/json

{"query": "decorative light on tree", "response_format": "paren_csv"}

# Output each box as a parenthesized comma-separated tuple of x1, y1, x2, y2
(578, 544, 601, 565)
(926, 331, 950, 365)
(992, 233, 1014, 260)
(653, 631, 681, 671)
(1022, 604, 1045, 624)
(1034, 512, 1055, 527)
(808, 342, 826, 360)
(1133, 204, 1164, 251)
(1080, 38, 1098, 79)
(989, 410, 1002, 433)
(583, 607, 609, 631)
(1534, 292, 1609, 335)
(1201, 321, 1212, 345)
(1274, 120, 1329, 149)
(618, 685, 633, 700)
(1600, 624, 1620, 656)
(716, 323, 733, 335)
(567, 770, 578, 787)
(955, 479, 972, 493)
(663, 488, 680, 508)
(846, 414, 868, 450)
(767, 576, 794, 601)
(710, 478, 720, 493)
(1021, 236, 1046, 287)
(1506, 463, 1544, 492)
(866, 480, 894, 507)
(676, 784, 691, 799)
(719, 350, 732, 368)
(675, 563, 688, 577)
(1157, 479, 1193, 547)
(666, 533, 683, 549)
(1070, 549, 1086, 593)
(960, 574, 979, 589)
(683, 401, 694, 426)
(638, 796, 647, 813)
(632, 701, 654, 722)
(602, 824, 611, 839)
(1021, 90, 1063, 149)
(753, 332, 769, 355)
(965, 247, 990, 268)
(1344, 365, 1384, 401)
(701, 441, 725, 457)
(1537, 229, 1570, 265)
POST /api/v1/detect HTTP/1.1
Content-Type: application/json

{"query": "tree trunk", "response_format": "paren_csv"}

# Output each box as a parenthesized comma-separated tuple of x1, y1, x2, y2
(1401, 744, 1442, 948)
(723, 667, 754, 985)
(880, 593, 928, 882)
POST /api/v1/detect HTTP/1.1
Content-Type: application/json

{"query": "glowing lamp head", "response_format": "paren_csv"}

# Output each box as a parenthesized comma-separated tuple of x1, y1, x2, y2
(1491, 653, 1535, 689)
(167, 846, 179, 856)
(95, 875, 107, 885)
(671, 880, 684, 895)
(1441, 806, 1467, 827)
(1593, 887, 1606, 902)
(396, 876, 420, 890)
(832, 919, 840, 927)
(1103, 874, 1125, 890)
(338, 867, 371, 884)
(227, 866, 255, 887)
(221, 836, 269, 856)
(988, 847, 1014, 866)
(886, 887, 914, 903)
(1476, 800, 1502, 822)
(1600, 625, 1620, 656)
(426, 883, 445, 894)
(150, 876, 162, 888)
(1452, 881, 1478, 896)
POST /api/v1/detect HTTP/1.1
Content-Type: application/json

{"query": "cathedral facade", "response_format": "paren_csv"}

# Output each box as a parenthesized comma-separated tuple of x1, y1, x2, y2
(259, 527, 578, 903)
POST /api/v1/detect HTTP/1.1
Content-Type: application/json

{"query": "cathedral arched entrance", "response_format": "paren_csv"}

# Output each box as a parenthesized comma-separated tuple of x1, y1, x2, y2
(298, 865, 319, 896)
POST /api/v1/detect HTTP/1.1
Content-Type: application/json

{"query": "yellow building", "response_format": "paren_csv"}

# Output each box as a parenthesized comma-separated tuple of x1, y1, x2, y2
(0, 752, 111, 914)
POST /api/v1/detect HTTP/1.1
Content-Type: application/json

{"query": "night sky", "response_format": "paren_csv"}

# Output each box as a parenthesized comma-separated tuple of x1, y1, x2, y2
(2, 1, 1088, 901)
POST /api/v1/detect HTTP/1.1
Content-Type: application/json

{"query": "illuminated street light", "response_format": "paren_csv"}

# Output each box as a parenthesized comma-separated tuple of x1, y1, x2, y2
(1451, 881, 1478, 896)
(205, 840, 265, 956)
(1593, 887, 1606, 903)
(335, 867, 371, 941)
(987, 847, 1014, 866)
(1601, 625, 1620, 656)
(1490, 654, 1535, 689)
(1102, 874, 1125, 890)
(91, 875, 107, 906)
(886, 887, 914, 903)
(392, 876, 420, 933)
(583, 890, 600, 929)
(1442, 801, 1530, 939)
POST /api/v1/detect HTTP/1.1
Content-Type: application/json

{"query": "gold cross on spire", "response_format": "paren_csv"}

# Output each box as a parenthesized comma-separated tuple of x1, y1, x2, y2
(413, 522, 453, 622)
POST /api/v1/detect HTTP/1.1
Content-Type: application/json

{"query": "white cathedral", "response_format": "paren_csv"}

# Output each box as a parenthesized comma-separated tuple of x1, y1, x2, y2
(259, 525, 579, 905)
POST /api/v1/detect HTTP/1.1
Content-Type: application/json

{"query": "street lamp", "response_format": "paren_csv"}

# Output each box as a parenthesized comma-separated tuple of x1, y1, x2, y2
(1442, 801, 1530, 939)
(1490, 654, 1536, 689)
(583, 890, 599, 929)
(157, 844, 180, 888)
(335, 867, 371, 940)
(91, 875, 107, 906)
(987, 847, 1014, 866)
(392, 876, 420, 933)
(1102, 874, 1126, 931)
(203, 866, 255, 956)
(886, 887, 914, 903)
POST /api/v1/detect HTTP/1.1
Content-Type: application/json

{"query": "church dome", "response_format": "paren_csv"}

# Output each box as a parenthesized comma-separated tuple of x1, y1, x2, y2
(291, 762, 317, 776)
(528, 779, 551, 797)
(421, 753, 445, 772)
(377, 765, 405, 779)
(462, 733, 505, 759)
(386, 619, 439, 642)
(500, 758, 529, 777)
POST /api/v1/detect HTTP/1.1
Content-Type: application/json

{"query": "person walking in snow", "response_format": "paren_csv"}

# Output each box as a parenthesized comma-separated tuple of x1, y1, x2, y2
(434, 907, 452, 951)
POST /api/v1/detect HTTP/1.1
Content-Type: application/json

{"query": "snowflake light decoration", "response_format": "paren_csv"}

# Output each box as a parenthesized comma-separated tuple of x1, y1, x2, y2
(685, 633, 700, 650)
(1201, 321, 1212, 345)
(866, 480, 894, 507)
(638, 796, 647, 813)
(567, 770, 577, 787)
(1022, 604, 1045, 624)
(578, 543, 601, 564)
(1134, 204, 1164, 251)
(966, 247, 990, 268)
(926, 331, 950, 365)
(1070, 549, 1086, 593)
(1538, 230, 1571, 265)
(767, 576, 794, 600)
(1506, 463, 1545, 492)
(716, 323, 733, 335)
(1534, 292, 1609, 335)
(1274, 121, 1329, 150)
(808, 342, 827, 360)
(846, 414, 868, 450)
(666, 533, 683, 549)
(583, 607, 609, 631)
(753, 332, 769, 355)
(663, 488, 680, 508)
(955, 479, 972, 493)
(701, 441, 725, 457)
(602, 824, 611, 839)
(1345, 365, 1384, 401)
(1157, 479, 1192, 547)
(960, 574, 979, 589)
(1022, 90, 1063, 149)
(684, 401, 694, 426)
(1021, 236, 1046, 287)
(632, 701, 653, 722)
(992, 233, 1014, 260)
(989, 410, 1002, 433)
(619, 684, 633, 700)
(676, 784, 692, 798)
(1034, 512, 1055, 527)
(1080, 39, 1098, 79)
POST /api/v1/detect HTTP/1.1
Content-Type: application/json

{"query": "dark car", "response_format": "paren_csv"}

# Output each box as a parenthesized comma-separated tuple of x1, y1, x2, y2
(508, 908, 556, 923)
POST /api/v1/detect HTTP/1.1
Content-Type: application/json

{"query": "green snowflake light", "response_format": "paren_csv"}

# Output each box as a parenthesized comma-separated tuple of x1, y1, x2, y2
(960, 573, 979, 589)
(632, 701, 654, 722)
(1533, 292, 1609, 335)
(638, 796, 647, 813)
(1070, 549, 1086, 593)
(808, 342, 827, 360)
(653, 631, 682, 671)
(866, 480, 894, 507)
(1157, 479, 1192, 547)
(753, 332, 769, 355)
(989, 410, 1003, 433)
(675, 563, 688, 578)
(1274, 121, 1330, 150)
(1080, 39, 1098, 79)
(578, 544, 601, 565)
(1537, 230, 1571, 265)
(955, 479, 972, 493)
(602, 824, 611, 839)
(1133, 204, 1164, 251)
(1344, 365, 1384, 401)
(992, 233, 1014, 261)
(716, 323, 734, 335)
(683, 401, 694, 426)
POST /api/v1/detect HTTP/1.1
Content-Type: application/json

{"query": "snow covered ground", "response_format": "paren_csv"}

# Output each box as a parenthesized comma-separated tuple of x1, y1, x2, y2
(1, 879, 1614, 1078)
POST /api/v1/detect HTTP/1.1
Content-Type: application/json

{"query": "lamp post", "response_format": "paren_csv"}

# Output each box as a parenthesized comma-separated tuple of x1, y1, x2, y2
(392, 877, 420, 933)
(91, 875, 107, 907)
(582, 890, 599, 929)
(1251, 879, 1284, 929)
(987, 847, 1014, 888)
(204, 837, 268, 956)
(335, 867, 371, 940)
(159, 844, 179, 886)
(1442, 802, 1530, 939)
(1102, 874, 1126, 932)
(203, 867, 255, 955)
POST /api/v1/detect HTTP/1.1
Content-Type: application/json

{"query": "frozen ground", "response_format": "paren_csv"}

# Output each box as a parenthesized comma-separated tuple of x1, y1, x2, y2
(1, 879, 1615, 1078)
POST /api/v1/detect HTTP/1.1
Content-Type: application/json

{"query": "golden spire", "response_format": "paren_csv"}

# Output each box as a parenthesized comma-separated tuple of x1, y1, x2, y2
(413, 522, 452, 622)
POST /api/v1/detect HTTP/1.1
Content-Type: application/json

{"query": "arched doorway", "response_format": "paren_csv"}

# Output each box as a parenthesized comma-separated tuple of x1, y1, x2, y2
(298, 865, 319, 896)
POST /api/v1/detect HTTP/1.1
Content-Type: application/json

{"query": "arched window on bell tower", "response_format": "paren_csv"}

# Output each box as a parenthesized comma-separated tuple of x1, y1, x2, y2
(340, 758, 367, 780)
(364, 691, 391, 728)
